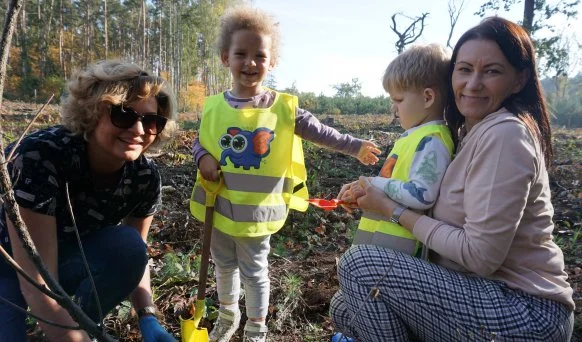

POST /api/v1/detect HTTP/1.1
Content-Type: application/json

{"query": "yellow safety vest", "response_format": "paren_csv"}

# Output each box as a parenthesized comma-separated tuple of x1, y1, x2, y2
(355, 124, 453, 255)
(190, 90, 308, 237)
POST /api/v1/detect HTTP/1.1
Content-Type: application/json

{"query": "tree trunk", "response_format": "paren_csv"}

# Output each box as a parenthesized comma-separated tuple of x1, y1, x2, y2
(18, 1, 28, 82)
(40, 0, 55, 79)
(59, 0, 64, 75)
(158, 0, 162, 74)
(141, 0, 146, 66)
(523, 0, 534, 34)
(104, 0, 108, 59)
(0, 0, 24, 110)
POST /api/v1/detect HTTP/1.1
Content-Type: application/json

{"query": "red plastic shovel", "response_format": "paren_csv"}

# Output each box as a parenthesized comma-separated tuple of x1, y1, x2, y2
(307, 198, 354, 211)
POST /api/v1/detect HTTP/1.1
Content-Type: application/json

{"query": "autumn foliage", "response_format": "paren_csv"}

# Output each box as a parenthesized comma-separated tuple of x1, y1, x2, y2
(180, 80, 206, 114)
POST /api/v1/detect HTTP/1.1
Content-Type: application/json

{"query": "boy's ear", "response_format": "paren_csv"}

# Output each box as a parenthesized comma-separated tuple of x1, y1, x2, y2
(423, 88, 436, 109)
(220, 50, 229, 67)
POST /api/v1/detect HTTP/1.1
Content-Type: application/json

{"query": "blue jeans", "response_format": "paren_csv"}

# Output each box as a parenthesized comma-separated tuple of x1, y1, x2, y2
(0, 225, 148, 342)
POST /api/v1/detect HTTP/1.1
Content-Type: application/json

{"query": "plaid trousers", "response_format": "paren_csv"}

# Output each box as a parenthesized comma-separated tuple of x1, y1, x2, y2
(330, 245, 574, 342)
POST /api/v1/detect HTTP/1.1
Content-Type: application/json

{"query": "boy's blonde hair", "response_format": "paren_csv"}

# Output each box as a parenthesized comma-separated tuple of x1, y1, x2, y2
(383, 44, 450, 100)
(216, 6, 281, 66)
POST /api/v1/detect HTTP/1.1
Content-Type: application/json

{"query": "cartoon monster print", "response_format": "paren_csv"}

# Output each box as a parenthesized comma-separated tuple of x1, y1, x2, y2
(401, 136, 440, 205)
(219, 127, 275, 169)
(403, 182, 432, 205)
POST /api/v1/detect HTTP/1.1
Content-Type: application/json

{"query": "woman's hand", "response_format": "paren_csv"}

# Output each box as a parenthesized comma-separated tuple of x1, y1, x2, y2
(138, 316, 176, 342)
(198, 154, 220, 181)
(355, 176, 393, 215)
(337, 180, 365, 212)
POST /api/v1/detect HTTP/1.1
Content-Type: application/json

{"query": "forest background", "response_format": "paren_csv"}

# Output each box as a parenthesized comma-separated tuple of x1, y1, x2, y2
(0, 0, 582, 341)
(1, 0, 582, 127)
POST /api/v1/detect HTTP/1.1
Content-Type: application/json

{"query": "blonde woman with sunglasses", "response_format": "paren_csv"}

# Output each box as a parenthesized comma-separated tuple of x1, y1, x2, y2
(0, 60, 177, 342)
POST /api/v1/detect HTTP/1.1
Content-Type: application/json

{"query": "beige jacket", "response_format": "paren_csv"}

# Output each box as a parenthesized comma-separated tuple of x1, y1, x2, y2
(414, 108, 575, 311)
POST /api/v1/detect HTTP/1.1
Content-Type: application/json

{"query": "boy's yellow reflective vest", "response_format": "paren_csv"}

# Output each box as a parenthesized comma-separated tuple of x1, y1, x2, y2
(190, 91, 308, 237)
(355, 124, 454, 255)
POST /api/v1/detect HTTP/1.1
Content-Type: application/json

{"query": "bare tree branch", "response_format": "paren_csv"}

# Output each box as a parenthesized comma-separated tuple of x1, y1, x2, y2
(0, 244, 66, 299)
(0, 134, 119, 342)
(0, 0, 24, 111)
(390, 12, 429, 54)
(64, 182, 104, 323)
(6, 94, 55, 162)
(0, 296, 82, 330)
(446, 0, 466, 49)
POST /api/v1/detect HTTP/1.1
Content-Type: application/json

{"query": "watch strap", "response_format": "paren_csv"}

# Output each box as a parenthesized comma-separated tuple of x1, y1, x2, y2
(389, 206, 406, 224)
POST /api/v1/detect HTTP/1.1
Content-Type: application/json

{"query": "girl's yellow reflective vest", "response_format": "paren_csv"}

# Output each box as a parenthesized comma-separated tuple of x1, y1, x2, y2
(355, 124, 454, 255)
(190, 91, 308, 237)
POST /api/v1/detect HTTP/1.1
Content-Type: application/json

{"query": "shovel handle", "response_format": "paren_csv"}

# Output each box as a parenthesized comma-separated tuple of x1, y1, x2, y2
(200, 173, 223, 207)
(197, 173, 223, 300)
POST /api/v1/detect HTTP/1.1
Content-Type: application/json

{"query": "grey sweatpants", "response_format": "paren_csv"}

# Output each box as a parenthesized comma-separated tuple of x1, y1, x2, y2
(210, 228, 271, 319)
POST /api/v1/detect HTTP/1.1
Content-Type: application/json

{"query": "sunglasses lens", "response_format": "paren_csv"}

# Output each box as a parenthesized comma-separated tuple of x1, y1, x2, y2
(110, 105, 138, 129)
(110, 105, 167, 135)
(142, 115, 168, 135)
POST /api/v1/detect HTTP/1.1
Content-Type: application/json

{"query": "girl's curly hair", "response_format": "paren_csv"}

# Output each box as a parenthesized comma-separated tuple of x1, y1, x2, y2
(216, 6, 281, 67)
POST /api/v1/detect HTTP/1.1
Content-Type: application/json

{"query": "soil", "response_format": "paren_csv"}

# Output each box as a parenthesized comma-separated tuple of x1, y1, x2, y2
(1, 100, 580, 341)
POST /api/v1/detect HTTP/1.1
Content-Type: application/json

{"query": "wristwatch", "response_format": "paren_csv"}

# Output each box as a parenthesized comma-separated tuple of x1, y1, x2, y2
(137, 305, 157, 318)
(389, 206, 406, 224)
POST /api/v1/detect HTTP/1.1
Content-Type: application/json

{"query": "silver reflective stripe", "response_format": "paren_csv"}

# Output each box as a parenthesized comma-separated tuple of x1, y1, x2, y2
(353, 230, 373, 245)
(370, 232, 417, 255)
(192, 186, 288, 222)
(223, 172, 294, 194)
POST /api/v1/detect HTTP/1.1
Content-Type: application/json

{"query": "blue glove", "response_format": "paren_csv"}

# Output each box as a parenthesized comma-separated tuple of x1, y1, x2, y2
(332, 332, 354, 342)
(138, 315, 176, 342)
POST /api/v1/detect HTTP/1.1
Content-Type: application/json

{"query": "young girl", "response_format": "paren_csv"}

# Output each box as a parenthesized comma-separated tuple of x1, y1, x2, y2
(189, 6, 380, 342)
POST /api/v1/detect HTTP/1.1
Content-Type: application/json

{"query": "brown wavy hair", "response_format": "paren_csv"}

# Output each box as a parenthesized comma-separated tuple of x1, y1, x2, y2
(445, 17, 553, 166)
(61, 60, 177, 150)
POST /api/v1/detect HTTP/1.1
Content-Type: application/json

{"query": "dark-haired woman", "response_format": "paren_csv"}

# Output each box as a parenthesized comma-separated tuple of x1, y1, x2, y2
(331, 17, 574, 341)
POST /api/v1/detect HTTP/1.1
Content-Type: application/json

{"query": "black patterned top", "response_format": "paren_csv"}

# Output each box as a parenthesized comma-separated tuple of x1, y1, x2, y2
(0, 126, 161, 248)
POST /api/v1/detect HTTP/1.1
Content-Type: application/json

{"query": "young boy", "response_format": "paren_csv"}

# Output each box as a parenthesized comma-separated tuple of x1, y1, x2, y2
(189, 6, 380, 342)
(340, 43, 454, 257)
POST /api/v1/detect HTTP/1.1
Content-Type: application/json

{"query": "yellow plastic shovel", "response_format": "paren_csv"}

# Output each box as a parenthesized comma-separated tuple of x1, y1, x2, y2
(181, 174, 223, 342)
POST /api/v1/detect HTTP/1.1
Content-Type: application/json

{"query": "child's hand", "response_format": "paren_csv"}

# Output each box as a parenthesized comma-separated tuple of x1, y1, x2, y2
(199, 154, 221, 181)
(338, 179, 373, 212)
(337, 181, 362, 212)
(356, 141, 381, 165)
(355, 176, 394, 215)
(350, 181, 366, 199)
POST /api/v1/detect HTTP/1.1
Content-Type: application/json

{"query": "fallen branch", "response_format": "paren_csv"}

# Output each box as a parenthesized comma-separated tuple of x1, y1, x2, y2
(0, 244, 64, 301)
(6, 94, 55, 162)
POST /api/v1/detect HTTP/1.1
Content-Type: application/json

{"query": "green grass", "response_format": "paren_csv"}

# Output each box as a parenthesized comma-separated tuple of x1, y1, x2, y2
(555, 228, 582, 264)
(272, 272, 303, 331)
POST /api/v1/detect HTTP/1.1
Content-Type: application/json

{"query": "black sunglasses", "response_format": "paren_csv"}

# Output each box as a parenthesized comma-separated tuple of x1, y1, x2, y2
(109, 104, 167, 135)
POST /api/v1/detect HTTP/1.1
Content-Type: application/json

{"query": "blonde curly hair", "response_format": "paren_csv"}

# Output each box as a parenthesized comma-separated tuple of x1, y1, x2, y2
(216, 6, 281, 67)
(61, 60, 177, 150)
